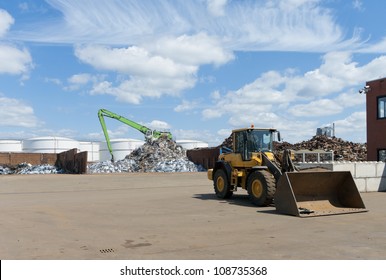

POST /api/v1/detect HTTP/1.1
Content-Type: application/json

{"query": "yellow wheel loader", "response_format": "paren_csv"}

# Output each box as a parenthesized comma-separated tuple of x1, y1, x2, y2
(207, 127, 367, 217)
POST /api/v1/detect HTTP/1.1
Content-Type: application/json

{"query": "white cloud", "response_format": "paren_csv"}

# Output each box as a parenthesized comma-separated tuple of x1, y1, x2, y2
(75, 45, 197, 78)
(100, 125, 130, 140)
(217, 128, 231, 139)
(68, 73, 92, 85)
(229, 112, 281, 128)
(148, 33, 234, 66)
(90, 77, 194, 104)
(352, 0, 364, 11)
(333, 111, 366, 142)
(210, 90, 221, 100)
(65, 73, 93, 91)
(45, 77, 62, 86)
(147, 120, 171, 130)
(18, 3, 29, 12)
(72, 31, 235, 103)
(0, 9, 14, 37)
(65, 73, 110, 92)
(74, 43, 214, 103)
(173, 129, 215, 143)
(206, 0, 227, 17)
(202, 108, 224, 120)
(334, 91, 365, 108)
(90, 79, 149, 104)
(289, 99, 343, 117)
(200, 52, 386, 142)
(174, 100, 198, 113)
(90, 81, 112, 94)
(0, 95, 40, 127)
(0, 10, 33, 78)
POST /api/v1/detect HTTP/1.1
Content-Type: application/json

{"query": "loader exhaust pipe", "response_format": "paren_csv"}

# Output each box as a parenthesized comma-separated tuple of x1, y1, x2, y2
(274, 171, 367, 217)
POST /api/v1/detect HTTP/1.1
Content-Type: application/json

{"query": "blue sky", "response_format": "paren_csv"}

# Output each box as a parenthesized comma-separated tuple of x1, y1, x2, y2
(0, 0, 385, 146)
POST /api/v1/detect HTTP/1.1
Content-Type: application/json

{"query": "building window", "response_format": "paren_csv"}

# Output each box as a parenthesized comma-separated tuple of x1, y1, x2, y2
(378, 96, 386, 118)
(378, 149, 386, 162)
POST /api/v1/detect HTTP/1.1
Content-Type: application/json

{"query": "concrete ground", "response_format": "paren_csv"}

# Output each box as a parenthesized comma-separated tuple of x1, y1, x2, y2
(0, 172, 385, 260)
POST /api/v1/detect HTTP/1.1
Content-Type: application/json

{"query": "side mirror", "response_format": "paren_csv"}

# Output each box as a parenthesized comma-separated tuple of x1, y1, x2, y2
(276, 131, 281, 142)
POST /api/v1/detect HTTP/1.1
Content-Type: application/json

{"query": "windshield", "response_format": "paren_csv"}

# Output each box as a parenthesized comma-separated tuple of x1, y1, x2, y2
(247, 130, 273, 152)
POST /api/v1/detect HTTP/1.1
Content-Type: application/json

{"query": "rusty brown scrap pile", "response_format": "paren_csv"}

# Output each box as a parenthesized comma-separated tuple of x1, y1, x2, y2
(220, 134, 367, 162)
(276, 135, 367, 161)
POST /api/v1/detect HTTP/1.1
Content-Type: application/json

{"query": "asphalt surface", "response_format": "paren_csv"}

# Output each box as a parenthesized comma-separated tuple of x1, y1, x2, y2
(1, 172, 385, 260)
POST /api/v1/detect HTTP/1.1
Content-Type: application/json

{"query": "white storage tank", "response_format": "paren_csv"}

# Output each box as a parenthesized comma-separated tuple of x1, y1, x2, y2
(176, 139, 209, 150)
(99, 138, 144, 161)
(79, 141, 100, 162)
(22, 137, 80, 153)
(0, 140, 23, 152)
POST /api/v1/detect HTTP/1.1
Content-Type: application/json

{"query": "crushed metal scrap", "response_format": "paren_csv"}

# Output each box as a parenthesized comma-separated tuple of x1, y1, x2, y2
(0, 138, 204, 175)
(220, 134, 367, 162)
(88, 137, 205, 173)
(275, 135, 367, 161)
(0, 163, 63, 175)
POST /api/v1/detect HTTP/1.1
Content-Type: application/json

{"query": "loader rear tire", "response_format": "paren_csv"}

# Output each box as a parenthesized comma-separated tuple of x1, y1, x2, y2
(213, 169, 233, 199)
(247, 170, 275, 206)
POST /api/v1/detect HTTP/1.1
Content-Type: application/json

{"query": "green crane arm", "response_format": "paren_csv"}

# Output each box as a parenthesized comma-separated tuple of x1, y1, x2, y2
(98, 108, 172, 161)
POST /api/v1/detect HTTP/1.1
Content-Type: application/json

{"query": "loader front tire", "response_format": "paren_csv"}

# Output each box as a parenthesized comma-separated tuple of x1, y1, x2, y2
(213, 169, 233, 199)
(247, 170, 275, 206)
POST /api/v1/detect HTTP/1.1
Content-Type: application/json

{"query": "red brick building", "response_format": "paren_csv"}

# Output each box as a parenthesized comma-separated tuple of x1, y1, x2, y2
(366, 77, 386, 161)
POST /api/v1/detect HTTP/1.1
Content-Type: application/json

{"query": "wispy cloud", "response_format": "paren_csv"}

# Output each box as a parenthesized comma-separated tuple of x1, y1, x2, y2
(11, 0, 361, 51)
(206, 0, 228, 17)
(352, 0, 364, 11)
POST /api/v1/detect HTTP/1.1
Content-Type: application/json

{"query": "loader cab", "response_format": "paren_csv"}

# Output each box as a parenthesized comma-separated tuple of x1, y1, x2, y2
(233, 128, 278, 161)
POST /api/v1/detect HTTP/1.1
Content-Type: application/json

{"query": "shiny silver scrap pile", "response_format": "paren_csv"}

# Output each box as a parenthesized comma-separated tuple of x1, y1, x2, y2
(88, 137, 204, 173)
(0, 165, 11, 174)
(0, 163, 62, 175)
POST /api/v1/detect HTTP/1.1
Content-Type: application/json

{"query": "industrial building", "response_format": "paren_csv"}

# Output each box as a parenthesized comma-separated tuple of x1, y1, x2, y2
(365, 77, 386, 161)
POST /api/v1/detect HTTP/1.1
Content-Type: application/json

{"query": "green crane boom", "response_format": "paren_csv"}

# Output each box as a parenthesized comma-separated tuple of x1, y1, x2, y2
(98, 108, 172, 161)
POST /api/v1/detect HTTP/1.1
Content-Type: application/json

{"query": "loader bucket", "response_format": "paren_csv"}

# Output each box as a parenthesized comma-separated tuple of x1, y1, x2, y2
(274, 171, 367, 217)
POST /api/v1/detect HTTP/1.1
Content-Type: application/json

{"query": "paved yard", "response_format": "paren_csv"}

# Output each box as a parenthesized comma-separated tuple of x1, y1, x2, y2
(0, 172, 385, 259)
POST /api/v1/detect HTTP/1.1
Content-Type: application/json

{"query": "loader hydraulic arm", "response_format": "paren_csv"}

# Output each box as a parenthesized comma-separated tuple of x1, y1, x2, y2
(98, 108, 172, 161)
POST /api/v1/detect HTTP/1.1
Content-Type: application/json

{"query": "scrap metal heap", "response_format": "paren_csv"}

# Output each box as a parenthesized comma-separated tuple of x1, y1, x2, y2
(219, 134, 367, 162)
(0, 138, 203, 175)
(0, 134, 368, 175)
(274, 135, 367, 161)
(88, 137, 204, 173)
(0, 163, 62, 175)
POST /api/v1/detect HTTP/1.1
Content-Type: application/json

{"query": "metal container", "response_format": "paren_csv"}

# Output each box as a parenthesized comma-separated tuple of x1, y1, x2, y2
(0, 140, 23, 152)
(22, 137, 80, 153)
(176, 140, 208, 150)
(79, 141, 100, 162)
